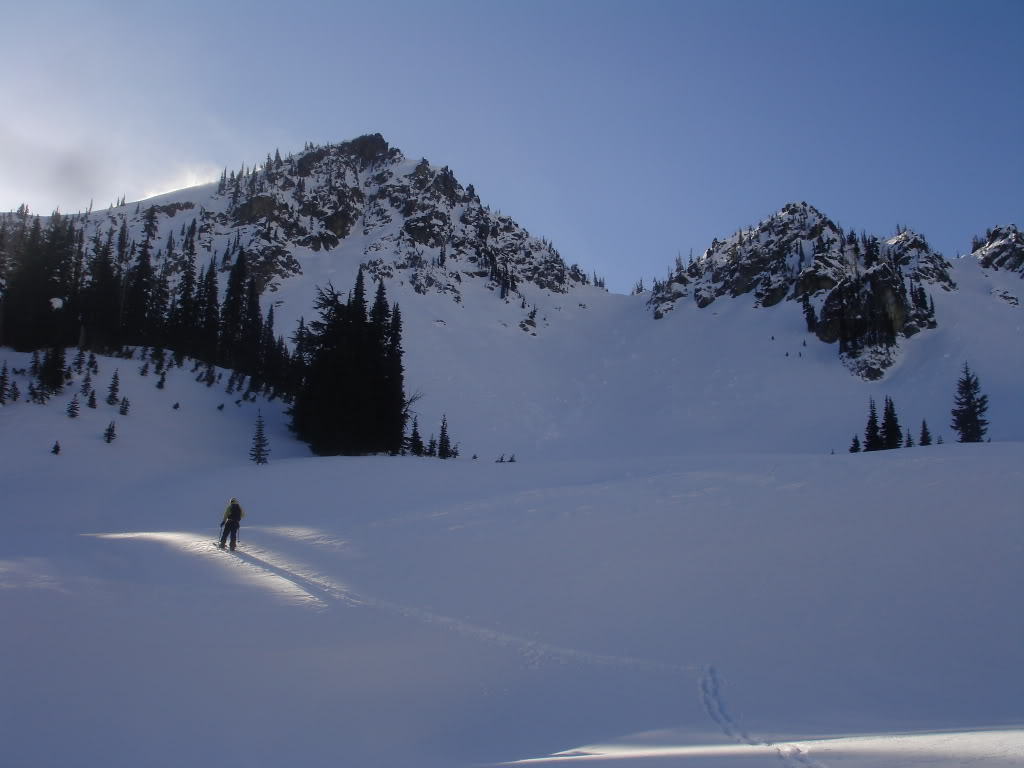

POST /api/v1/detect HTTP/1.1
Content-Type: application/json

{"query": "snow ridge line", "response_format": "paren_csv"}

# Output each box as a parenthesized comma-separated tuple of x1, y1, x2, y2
(698, 666, 828, 768)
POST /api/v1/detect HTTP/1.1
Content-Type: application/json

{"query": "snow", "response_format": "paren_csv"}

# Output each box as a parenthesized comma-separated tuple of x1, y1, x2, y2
(2, 169, 1022, 764)
(1, 339, 1023, 767)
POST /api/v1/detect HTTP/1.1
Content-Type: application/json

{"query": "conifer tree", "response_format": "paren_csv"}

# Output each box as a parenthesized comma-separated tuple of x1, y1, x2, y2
(0, 362, 7, 405)
(103, 421, 117, 443)
(426, 435, 437, 457)
(52, 441, 61, 455)
(904, 428, 914, 448)
(87, 390, 97, 409)
(863, 397, 882, 451)
(66, 394, 80, 418)
(106, 369, 120, 405)
(409, 416, 424, 456)
(919, 419, 932, 446)
(119, 397, 130, 416)
(880, 396, 902, 449)
(950, 362, 989, 442)
(849, 434, 861, 453)
(9, 381, 19, 402)
(80, 370, 92, 395)
(250, 410, 270, 464)
(437, 415, 452, 459)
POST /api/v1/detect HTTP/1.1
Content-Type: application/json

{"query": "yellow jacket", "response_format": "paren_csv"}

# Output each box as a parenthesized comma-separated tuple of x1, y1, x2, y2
(222, 501, 246, 524)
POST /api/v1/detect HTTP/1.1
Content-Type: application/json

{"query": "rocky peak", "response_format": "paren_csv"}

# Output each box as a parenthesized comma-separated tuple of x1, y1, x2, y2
(648, 203, 954, 379)
(171, 134, 589, 304)
(973, 224, 1024, 274)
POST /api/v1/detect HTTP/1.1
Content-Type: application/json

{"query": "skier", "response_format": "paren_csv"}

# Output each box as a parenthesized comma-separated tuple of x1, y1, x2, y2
(219, 497, 245, 550)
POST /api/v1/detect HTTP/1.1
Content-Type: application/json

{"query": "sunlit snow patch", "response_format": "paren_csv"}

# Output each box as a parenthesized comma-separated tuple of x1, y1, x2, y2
(86, 532, 327, 610)
(508, 729, 1024, 766)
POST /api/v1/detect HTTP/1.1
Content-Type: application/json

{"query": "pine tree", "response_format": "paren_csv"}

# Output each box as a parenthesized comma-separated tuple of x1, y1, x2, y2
(426, 435, 437, 457)
(863, 397, 882, 451)
(409, 416, 424, 456)
(119, 397, 130, 416)
(437, 415, 452, 459)
(249, 410, 270, 464)
(919, 419, 932, 446)
(880, 396, 902, 449)
(849, 434, 861, 453)
(87, 390, 97, 409)
(950, 362, 990, 442)
(51, 441, 61, 455)
(0, 362, 7, 405)
(66, 394, 80, 418)
(80, 369, 92, 395)
(103, 421, 117, 443)
(904, 428, 914, 448)
(106, 369, 120, 405)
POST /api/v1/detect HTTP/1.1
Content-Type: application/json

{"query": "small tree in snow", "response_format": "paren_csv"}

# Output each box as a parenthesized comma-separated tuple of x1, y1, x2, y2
(66, 394, 80, 418)
(106, 369, 120, 405)
(249, 410, 270, 465)
(103, 421, 117, 443)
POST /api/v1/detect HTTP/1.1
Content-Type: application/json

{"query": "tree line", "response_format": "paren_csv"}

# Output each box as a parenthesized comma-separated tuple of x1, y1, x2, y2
(0, 207, 449, 457)
(850, 363, 990, 451)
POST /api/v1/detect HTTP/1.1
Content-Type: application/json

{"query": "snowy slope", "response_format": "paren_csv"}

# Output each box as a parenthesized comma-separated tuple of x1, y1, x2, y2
(2, 135, 1023, 766)
(1, 350, 1023, 767)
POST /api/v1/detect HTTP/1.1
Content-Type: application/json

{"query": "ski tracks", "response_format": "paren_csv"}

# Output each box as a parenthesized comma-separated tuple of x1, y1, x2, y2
(699, 665, 827, 768)
(94, 528, 827, 765)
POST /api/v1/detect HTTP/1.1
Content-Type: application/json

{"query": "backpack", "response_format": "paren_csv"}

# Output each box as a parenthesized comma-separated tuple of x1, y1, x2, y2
(227, 503, 242, 523)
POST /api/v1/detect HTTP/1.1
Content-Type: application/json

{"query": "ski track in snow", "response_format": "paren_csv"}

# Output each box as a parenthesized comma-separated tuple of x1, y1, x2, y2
(699, 665, 828, 768)
(92, 527, 825, 760)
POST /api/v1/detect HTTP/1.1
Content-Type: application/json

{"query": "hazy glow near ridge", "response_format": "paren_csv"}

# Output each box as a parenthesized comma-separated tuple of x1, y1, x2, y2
(140, 164, 220, 201)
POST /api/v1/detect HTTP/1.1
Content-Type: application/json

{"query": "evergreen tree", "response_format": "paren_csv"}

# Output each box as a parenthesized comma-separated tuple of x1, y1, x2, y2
(289, 275, 406, 456)
(219, 247, 250, 368)
(409, 416, 424, 456)
(103, 420, 117, 443)
(863, 397, 882, 451)
(0, 362, 7, 405)
(249, 410, 270, 464)
(87, 390, 97, 409)
(52, 441, 61, 455)
(919, 419, 932, 446)
(437, 415, 452, 459)
(426, 435, 437, 457)
(904, 428, 914, 448)
(40, 346, 66, 394)
(106, 369, 120, 405)
(119, 397, 130, 416)
(880, 396, 902, 449)
(950, 363, 989, 442)
(66, 394, 80, 418)
(849, 434, 861, 453)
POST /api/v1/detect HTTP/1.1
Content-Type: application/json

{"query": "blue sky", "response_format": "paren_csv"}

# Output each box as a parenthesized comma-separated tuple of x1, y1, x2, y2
(2, 0, 1020, 293)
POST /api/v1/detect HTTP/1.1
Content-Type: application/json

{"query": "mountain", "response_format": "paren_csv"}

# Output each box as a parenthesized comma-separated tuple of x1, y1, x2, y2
(646, 202, 960, 379)
(2, 137, 1024, 767)
(0, 135, 1021, 458)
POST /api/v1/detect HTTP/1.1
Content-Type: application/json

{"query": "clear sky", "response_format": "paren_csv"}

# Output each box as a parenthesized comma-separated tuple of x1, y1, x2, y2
(2, 0, 1020, 293)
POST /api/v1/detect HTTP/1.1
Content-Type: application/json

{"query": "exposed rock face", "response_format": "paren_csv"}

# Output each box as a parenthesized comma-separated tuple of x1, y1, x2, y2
(974, 225, 1024, 274)
(105, 134, 589, 308)
(206, 134, 588, 301)
(648, 202, 954, 378)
